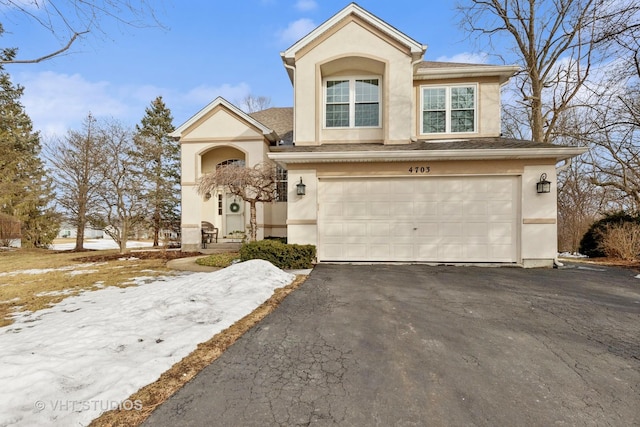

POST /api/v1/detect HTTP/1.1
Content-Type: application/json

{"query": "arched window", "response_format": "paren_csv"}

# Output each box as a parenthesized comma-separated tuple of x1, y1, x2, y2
(216, 159, 245, 168)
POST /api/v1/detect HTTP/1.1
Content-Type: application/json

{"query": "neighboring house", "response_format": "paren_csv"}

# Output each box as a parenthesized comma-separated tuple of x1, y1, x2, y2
(0, 213, 21, 248)
(172, 3, 586, 267)
(57, 223, 104, 239)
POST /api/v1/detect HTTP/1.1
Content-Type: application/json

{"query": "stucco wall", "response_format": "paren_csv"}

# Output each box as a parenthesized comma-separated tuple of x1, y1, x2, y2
(293, 18, 413, 145)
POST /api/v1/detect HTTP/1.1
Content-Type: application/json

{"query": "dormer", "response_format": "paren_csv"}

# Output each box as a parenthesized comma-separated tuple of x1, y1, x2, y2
(281, 3, 426, 146)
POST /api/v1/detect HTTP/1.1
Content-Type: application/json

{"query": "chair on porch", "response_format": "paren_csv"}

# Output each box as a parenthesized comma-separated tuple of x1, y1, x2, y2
(201, 221, 219, 248)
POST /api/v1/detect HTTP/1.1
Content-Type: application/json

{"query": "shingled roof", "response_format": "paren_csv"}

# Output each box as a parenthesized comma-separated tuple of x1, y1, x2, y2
(249, 107, 294, 145)
(270, 137, 567, 152)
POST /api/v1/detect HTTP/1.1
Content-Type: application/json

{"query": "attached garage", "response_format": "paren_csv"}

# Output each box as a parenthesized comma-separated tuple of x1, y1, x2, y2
(318, 176, 519, 263)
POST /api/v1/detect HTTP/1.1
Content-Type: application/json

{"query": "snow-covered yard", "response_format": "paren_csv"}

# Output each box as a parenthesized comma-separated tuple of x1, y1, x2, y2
(50, 238, 154, 251)
(0, 260, 295, 426)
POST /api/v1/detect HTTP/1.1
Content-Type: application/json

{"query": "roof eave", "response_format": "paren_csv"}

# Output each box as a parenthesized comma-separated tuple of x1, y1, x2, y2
(414, 65, 520, 84)
(268, 147, 588, 166)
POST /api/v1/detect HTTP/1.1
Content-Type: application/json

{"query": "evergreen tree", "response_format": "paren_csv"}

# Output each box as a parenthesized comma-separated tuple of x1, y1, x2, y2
(0, 52, 59, 247)
(134, 96, 178, 246)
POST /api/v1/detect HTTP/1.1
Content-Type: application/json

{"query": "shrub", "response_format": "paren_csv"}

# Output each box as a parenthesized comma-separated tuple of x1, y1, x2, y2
(598, 222, 640, 261)
(195, 252, 240, 268)
(240, 240, 316, 269)
(579, 212, 640, 258)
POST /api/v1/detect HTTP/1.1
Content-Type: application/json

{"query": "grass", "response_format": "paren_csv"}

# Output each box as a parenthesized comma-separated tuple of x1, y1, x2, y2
(0, 248, 173, 327)
(195, 252, 240, 268)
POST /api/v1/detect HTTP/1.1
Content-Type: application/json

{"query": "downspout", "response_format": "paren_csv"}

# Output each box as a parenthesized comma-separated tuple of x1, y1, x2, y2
(282, 56, 296, 146)
(555, 157, 572, 173)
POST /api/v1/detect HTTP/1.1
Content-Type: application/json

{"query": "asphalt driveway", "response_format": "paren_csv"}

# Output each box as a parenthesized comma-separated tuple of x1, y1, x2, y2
(145, 263, 640, 426)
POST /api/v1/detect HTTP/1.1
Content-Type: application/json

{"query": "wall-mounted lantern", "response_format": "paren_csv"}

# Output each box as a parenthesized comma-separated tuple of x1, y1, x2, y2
(536, 173, 551, 194)
(204, 192, 212, 201)
(296, 177, 306, 196)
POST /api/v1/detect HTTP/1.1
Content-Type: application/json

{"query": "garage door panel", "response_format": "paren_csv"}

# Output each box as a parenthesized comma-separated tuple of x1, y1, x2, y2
(439, 201, 463, 217)
(415, 202, 438, 216)
(319, 177, 518, 263)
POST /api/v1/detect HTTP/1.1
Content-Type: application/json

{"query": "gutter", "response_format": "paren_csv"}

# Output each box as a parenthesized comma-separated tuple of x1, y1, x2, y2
(268, 147, 588, 166)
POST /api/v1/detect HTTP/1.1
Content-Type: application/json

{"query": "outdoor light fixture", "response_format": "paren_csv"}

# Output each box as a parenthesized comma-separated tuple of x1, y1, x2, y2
(204, 192, 212, 201)
(296, 177, 306, 196)
(536, 173, 551, 194)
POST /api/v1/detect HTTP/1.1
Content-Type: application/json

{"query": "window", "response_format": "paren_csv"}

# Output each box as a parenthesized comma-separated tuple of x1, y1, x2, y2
(276, 166, 287, 202)
(216, 159, 245, 168)
(421, 85, 476, 134)
(325, 77, 380, 128)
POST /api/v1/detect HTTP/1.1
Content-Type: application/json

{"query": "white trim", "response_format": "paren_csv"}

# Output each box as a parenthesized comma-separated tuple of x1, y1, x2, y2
(268, 147, 588, 165)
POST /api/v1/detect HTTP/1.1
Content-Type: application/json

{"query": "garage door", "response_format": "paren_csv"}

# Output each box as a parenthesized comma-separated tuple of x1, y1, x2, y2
(318, 176, 519, 262)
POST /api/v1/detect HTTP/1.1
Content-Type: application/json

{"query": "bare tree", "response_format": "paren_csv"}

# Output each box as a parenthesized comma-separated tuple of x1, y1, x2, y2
(239, 95, 271, 113)
(0, 0, 164, 64)
(579, 36, 640, 212)
(47, 113, 106, 251)
(458, 0, 640, 142)
(196, 162, 279, 242)
(557, 159, 607, 252)
(92, 120, 146, 253)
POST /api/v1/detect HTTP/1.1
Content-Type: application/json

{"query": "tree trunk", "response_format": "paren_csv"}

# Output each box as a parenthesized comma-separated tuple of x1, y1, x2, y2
(74, 203, 86, 251)
(249, 201, 257, 242)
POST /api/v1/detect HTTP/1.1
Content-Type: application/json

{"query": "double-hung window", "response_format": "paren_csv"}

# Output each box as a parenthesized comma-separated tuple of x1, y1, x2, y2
(421, 85, 476, 134)
(325, 77, 380, 128)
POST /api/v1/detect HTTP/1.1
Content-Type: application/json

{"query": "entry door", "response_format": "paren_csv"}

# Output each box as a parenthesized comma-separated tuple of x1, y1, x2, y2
(225, 194, 244, 235)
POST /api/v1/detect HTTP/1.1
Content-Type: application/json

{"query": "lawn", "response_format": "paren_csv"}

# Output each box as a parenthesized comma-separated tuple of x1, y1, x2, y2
(0, 248, 179, 327)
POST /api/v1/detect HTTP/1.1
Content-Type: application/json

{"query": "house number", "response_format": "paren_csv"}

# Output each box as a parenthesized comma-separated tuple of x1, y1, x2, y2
(408, 166, 431, 174)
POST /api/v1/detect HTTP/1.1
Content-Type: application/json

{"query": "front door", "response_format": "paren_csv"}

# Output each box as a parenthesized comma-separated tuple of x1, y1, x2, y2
(225, 194, 244, 237)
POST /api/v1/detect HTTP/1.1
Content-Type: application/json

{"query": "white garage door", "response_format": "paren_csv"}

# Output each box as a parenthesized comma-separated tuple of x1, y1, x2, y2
(318, 176, 519, 263)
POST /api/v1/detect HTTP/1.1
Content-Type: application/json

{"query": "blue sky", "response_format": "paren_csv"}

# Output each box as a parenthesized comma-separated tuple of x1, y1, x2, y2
(5, 0, 499, 140)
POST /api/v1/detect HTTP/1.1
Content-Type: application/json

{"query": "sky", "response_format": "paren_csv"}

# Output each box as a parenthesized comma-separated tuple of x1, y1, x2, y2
(0, 258, 296, 426)
(3, 0, 500, 141)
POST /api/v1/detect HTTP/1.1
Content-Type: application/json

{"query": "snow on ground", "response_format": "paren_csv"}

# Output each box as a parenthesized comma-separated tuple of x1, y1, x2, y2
(0, 260, 295, 427)
(50, 238, 153, 251)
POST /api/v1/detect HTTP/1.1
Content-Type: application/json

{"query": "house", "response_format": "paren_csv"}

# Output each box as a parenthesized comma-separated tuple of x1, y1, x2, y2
(0, 213, 21, 248)
(171, 3, 586, 267)
(57, 222, 104, 240)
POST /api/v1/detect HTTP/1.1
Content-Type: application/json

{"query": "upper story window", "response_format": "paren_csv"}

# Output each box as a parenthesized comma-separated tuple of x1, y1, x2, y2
(325, 77, 381, 128)
(421, 85, 476, 134)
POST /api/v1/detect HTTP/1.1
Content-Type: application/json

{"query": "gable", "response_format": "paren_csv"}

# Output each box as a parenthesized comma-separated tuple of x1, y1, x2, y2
(179, 105, 265, 141)
(281, 3, 426, 81)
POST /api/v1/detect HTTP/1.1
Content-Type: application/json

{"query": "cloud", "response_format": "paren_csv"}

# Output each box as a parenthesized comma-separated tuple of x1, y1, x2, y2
(278, 18, 316, 44)
(435, 52, 490, 64)
(13, 71, 252, 139)
(294, 0, 317, 11)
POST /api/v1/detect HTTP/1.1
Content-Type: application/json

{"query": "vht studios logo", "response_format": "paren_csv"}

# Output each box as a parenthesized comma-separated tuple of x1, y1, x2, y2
(34, 399, 143, 412)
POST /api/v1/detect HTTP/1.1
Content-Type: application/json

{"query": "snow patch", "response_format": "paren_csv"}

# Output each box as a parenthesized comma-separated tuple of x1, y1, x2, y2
(0, 260, 295, 426)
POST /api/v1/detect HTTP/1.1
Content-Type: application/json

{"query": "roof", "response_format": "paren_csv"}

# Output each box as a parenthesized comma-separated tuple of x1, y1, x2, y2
(249, 108, 294, 145)
(414, 61, 520, 83)
(268, 138, 588, 164)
